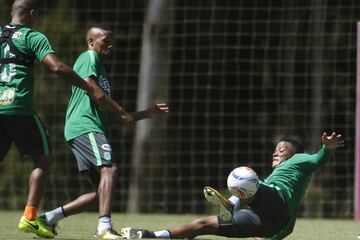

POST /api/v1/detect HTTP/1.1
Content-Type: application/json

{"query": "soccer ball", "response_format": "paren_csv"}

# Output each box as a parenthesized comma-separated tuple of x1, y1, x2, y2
(227, 166, 259, 199)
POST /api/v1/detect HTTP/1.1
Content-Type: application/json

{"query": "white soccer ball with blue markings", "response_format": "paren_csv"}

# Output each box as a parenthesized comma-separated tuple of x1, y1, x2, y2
(227, 166, 259, 199)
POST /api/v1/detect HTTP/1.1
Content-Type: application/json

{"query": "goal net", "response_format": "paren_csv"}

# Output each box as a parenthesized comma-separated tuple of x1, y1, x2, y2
(0, 0, 356, 218)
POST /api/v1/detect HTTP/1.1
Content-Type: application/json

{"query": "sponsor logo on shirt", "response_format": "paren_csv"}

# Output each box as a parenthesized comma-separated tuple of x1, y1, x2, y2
(99, 75, 110, 95)
(12, 31, 22, 39)
(0, 88, 15, 105)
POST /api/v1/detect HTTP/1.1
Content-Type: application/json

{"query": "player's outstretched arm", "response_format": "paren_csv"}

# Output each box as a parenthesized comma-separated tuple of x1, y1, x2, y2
(109, 102, 169, 127)
(42, 53, 134, 124)
(321, 132, 345, 150)
(42, 53, 107, 107)
(130, 103, 170, 122)
(305, 132, 344, 169)
(85, 76, 134, 124)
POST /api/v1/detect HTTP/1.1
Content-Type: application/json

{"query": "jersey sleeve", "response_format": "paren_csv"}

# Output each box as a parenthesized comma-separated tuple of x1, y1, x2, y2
(300, 145, 331, 172)
(73, 51, 100, 79)
(26, 31, 55, 61)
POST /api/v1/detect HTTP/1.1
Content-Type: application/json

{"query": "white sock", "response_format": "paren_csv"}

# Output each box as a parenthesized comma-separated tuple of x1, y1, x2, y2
(97, 216, 112, 234)
(44, 207, 65, 225)
(154, 230, 171, 238)
(228, 195, 241, 209)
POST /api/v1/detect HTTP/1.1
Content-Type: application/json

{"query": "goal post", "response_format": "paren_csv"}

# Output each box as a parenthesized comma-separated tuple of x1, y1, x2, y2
(355, 21, 360, 221)
(127, 0, 173, 213)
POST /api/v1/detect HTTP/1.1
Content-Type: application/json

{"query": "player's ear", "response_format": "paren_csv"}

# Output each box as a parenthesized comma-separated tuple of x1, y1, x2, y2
(88, 38, 94, 48)
(29, 9, 35, 17)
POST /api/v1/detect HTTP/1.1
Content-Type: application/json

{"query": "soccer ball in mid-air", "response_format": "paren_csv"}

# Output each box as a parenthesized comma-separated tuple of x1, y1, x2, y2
(227, 166, 259, 199)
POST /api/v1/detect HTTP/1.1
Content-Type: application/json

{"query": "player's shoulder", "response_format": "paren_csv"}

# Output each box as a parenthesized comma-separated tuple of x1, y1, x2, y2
(88, 50, 101, 60)
(77, 50, 96, 59)
(75, 50, 93, 64)
(82, 50, 102, 65)
(288, 152, 311, 161)
(8, 26, 50, 45)
(0, 24, 34, 38)
(74, 50, 101, 70)
(25, 28, 48, 40)
(285, 152, 315, 166)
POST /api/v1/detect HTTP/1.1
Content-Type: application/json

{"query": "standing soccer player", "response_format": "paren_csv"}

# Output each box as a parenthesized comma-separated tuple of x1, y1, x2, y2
(121, 132, 344, 240)
(0, 0, 111, 238)
(39, 26, 169, 239)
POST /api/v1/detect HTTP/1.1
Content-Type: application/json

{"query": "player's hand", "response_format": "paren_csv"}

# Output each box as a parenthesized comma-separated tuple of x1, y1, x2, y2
(121, 111, 134, 125)
(321, 132, 344, 150)
(146, 103, 170, 118)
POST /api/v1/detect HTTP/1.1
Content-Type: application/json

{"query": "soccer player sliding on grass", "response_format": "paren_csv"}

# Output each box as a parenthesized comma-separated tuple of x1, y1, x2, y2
(121, 132, 344, 240)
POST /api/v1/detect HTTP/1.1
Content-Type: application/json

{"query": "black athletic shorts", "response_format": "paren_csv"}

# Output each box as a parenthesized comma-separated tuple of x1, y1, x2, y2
(218, 184, 290, 238)
(0, 115, 51, 160)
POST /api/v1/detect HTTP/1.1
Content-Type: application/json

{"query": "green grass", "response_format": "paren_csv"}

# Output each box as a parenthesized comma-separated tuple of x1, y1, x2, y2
(1, 211, 359, 240)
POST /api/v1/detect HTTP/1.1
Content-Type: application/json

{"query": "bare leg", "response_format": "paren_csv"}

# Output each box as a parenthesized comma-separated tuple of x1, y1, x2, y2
(62, 192, 98, 216)
(27, 155, 51, 206)
(98, 165, 118, 216)
(169, 216, 219, 239)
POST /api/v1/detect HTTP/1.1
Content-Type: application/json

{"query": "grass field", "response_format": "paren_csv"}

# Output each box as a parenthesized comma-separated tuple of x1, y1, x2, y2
(1, 211, 359, 240)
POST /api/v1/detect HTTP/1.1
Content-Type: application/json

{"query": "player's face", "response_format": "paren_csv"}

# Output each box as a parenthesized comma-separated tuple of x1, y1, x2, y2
(92, 33, 113, 59)
(271, 141, 296, 168)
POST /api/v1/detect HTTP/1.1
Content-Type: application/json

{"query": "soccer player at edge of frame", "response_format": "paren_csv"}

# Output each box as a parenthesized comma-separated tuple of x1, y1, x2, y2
(0, 0, 134, 239)
(36, 25, 169, 239)
(121, 132, 344, 240)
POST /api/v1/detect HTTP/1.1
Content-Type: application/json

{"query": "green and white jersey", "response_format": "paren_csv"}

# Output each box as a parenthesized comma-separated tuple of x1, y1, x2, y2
(261, 145, 331, 240)
(0, 23, 54, 115)
(64, 50, 110, 141)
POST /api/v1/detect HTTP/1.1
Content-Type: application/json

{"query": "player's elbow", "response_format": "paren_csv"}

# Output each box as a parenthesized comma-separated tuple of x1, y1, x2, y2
(43, 54, 70, 75)
(49, 62, 70, 75)
(93, 92, 107, 103)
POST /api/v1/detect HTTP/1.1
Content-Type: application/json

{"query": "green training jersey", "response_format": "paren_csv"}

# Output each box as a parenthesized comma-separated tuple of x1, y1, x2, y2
(261, 145, 331, 240)
(0, 23, 54, 115)
(64, 50, 110, 141)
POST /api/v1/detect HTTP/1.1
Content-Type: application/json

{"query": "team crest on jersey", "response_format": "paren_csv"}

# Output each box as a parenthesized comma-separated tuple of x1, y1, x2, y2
(101, 144, 111, 151)
(12, 31, 22, 39)
(104, 152, 111, 161)
(98, 75, 110, 95)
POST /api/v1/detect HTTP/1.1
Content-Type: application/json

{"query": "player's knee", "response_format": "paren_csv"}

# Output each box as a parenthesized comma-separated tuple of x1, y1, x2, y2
(190, 216, 219, 235)
(191, 218, 209, 229)
(33, 155, 52, 171)
(108, 165, 118, 176)
(100, 164, 118, 178)
(83, 168, 100, 187)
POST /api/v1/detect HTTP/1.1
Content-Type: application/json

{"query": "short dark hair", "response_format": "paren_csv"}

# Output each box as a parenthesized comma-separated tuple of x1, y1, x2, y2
(279, 137, 304, 153)
(86, 25, 113, 43)
(12, 0, 37, 15)
(91, 25, 112, 34)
